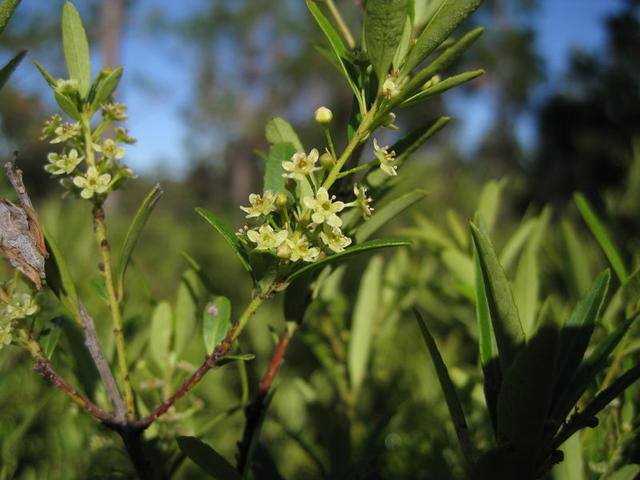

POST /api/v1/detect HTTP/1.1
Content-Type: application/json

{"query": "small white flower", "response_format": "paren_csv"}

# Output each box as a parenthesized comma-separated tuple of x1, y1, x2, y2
(352, 184, 374, 219)
(303, 187, 345, 228)
(382, 77, 401, 99)
(246, 225, 288, 251)
(102, 103, 128, 121)
(50, 122, 81, 144)
(282, 149, 322, 181)
(95, 139, 126, 160)
(45, 149, 84, 175)
(285, 231, 319, 262)
(240, 191, 277, 218)
(373, 138, 398, 176)
(73, 166, 112, 199)
(3, 293, 38, 320)
(319, 225, 352, 253)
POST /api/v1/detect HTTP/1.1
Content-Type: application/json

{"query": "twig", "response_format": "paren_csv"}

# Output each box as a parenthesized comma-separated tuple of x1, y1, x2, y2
(5, 154, 34, 209)
(79, 302, 126, 421)
(259, 327, 294, 393)
(137, 295, 265, 428)
(93, 204, 136, 418)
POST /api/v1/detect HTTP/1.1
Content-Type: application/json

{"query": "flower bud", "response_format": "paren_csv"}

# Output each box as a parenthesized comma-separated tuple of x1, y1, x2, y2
(275, 192, 289, 209)
(314, 106, 333, 125)
(382, 78, 399, 99)
(421, 74, 441, 90)
(319, 152, 334, 169)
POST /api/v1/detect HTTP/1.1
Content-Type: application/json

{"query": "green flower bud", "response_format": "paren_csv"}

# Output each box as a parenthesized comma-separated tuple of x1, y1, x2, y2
(319, 152, 334, 169)
(275, 192, 289, 209)
(314, 106, 333, 125)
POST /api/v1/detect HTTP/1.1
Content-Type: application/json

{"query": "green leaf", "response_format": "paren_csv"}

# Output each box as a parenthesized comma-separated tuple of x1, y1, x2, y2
(622, 267, 640, 318)
(306, 0, 361, 100)
(403, 0, 483, 74)
(203, 297, 232, 353)
(551, 433, 584, 480)
(552, 271, 611, 409)
(400, 69, 484, 107)
(265, 117, 303, 151)
(89, 278, 108, 304)
(0, 0, 20, 35)
(392, 16, 412, 71)
(286, 238, 410, 283)
(364, 0, 408, 84)
(116, 184, 163, 299)
(499, 218, 537, 272)
(89, 66, 123, 114)
(348, 255, 383, 394)
(574, 192, 628, 283)
(43, 227, 80, 322)
(40, 316, 64, 360)
(355, 189, 426, 242)
(149, 301, 172, 370)
(366, 117, 451, 188)
(551, 314, 636, 423)
(32, 60, 57, 87)
(0, 49, 25, 91)
(217, 353, 254, 367)
(181, 251, 216, 294)
(496, 325, 558, 460)
(195, 207, 254, 282)
(61, 2, 91, 98)
(174, 272, 201, 359)
(561, 220, 593, 297)
(284, 273, 314, 324)
(470, 223, 525, 373)
(415, 309, 473, 464)
(607, 465, 640, 480)
(473, 242, 494, 366)
(53, 90, 81, 120)
(390, 27, 484, 111)
(442, 248, 474, 287)
(177, 436, 242, 480)
(477, 178, 507, 234)
(264, 142, 296, 195)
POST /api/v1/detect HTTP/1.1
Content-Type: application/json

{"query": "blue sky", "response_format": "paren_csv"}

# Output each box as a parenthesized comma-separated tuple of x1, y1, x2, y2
(3, 0, 628, 178)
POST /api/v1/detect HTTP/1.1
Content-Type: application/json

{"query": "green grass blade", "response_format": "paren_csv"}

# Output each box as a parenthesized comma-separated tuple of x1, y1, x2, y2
(414, 309, 473, 464)
(574, 192, 628, 283)
(116, 184, 162, 299)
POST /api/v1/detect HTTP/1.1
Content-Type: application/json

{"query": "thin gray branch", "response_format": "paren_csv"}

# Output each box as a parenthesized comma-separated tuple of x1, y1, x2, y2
(80, 303, 126, 422)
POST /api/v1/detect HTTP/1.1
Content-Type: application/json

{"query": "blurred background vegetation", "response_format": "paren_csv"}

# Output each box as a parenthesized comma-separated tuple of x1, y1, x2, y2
(0, 0, 639, 478)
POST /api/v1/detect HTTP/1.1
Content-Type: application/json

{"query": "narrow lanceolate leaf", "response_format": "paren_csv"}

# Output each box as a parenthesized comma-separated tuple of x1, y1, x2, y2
(574, 192, 628, 283)
(174, 273, 200, 359)
(89, 66, 123, 113)
(0, 0, 20, 35)
(390, 27, 484, 111)
(403, 0, 483, 74)
(195, 207, 254, 281)
(366, 117, 451, 188)
(0, 49, 26, 91)
(286, 238, 410, 283)
(392, 16, 412, 71)
(562, 220, 593, 297)
(305, 0, 360, 99)
(355, 189, 426, 242)
(203, 297, 232, 353)
(364, 0, 408, 83)
(497, 325, 558, 459)
(177, 436, 242, 480)
(53, 91, 81, 120)
(61, 2, 91, 98)
(477, 178, 507, 235)
(349, 256, 383, 394)
(116, 184, 163, 300)
(551, 314, 637, 424)
(265, 117, 303, 152)
(622, 267, 640, 318)
(33, 60, 57, 87)
(43, 227, 80, 322)
(551, 271, 611, 411)
(150, 301, 172, 371)
(415, 309, 473, 464)
(264, 142, 296, 195)
(470, 223, 525, 373)
(400, 69, 484, 107)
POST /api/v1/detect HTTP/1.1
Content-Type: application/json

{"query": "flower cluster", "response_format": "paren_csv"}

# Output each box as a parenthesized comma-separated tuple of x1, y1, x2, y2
(42, 92, 136, 201)
(238, 146, 375, 264)
(0, 291, 39, 350)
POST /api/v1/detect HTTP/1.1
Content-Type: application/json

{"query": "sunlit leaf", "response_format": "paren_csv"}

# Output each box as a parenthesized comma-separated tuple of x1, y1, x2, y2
(62, 2, 91, 98)
(264, 142, 296, 196)
(0, 0, 20, 35)
(149, 301, 172, 371)
(400, 69, 484, 107)
(203, 297, 232, 353)
(364, 0, 408, 84)
(265, 117, 303, 151)
(89, 66, 123, 114)
(355, 189, 426, 242)
(0, 49, 25, 91)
